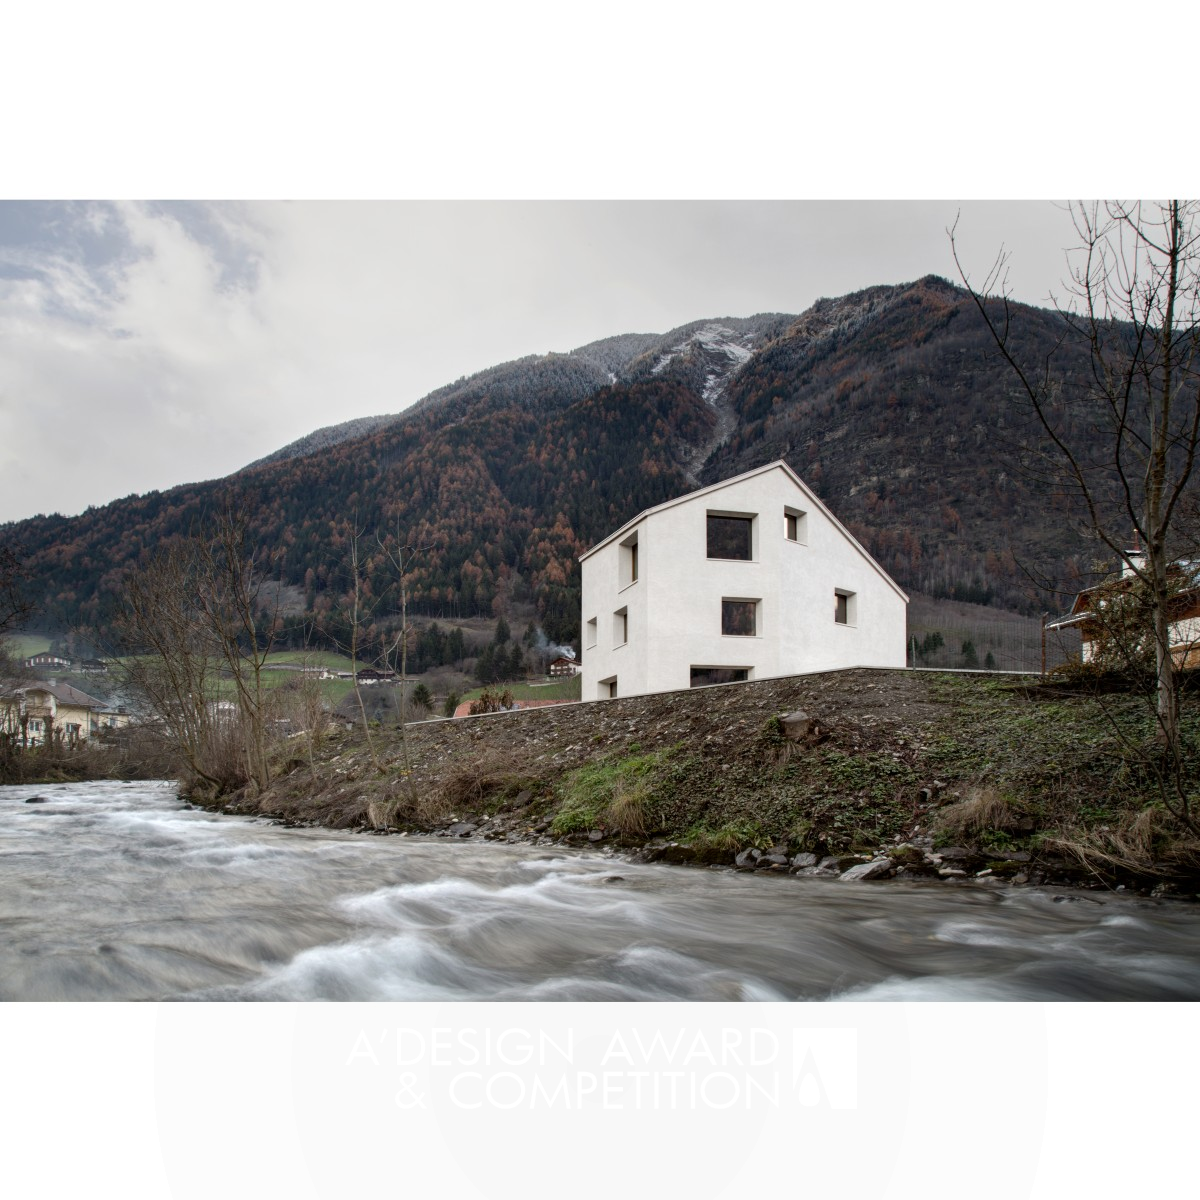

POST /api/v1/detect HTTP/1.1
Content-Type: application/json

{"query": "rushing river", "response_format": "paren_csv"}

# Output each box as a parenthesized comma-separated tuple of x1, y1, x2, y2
(3, 780, 1200, 1001)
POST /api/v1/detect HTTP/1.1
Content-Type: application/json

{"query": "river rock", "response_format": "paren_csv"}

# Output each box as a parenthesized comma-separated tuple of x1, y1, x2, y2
(840, 859, 894, 882)
(25, 796, 48, 804)
(654, 843, 698, 865)
(790, 852, 819, 870)
(894, 862, 940, 879)
(757, 853, 789, 868)
(735, 848, 762, 869)
(447, 822, 477, 838)
(819, 855, 861, 872)
(587, 829, 606, 842)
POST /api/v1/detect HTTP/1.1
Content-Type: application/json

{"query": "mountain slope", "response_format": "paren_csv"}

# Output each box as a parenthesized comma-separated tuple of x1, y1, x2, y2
(3, 279, 1118, 647)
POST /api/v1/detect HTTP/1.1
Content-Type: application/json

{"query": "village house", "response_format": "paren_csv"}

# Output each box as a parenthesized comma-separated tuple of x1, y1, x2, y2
(579, 460, 908, 700)
(548, 655, 581, 678)
(23, 652, 71, 671)
(1047, 555, 1200, 671)
(1, 681, 128, 747)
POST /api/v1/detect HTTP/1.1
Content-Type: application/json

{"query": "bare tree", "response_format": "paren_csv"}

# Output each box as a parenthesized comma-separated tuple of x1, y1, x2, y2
(117, 507, 286, 797)
(376, 529, 427, 814)
(116, 539, 230, 792)
(340, 523, 381, 768)
(191, 506, 283, 793)
(0, 542, 34, 636)
(952, 200, 1200, 832)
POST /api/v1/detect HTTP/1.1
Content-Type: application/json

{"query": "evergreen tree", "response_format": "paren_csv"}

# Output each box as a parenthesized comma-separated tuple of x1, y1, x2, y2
(476, 643, 497, 684)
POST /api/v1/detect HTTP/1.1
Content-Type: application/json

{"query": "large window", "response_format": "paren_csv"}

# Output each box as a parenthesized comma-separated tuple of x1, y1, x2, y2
(707, 514, 754, 560)
(690, 667, 749, 688)
(585, 617, 598, 648)
(721, 599, 758, 636)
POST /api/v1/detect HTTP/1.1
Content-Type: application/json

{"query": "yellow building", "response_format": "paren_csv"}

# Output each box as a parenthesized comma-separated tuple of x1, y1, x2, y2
(2, 682, 128, 747)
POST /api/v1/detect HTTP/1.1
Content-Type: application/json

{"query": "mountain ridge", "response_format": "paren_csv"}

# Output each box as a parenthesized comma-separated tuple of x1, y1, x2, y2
(3, 276, 1115, 647)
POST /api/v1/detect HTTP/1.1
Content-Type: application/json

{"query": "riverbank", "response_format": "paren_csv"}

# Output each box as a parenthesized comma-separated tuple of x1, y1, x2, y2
(194, 668, 1200, 897)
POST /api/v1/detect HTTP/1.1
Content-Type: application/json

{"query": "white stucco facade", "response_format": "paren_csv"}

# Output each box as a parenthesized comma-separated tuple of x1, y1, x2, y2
(579, 461, 909, 700)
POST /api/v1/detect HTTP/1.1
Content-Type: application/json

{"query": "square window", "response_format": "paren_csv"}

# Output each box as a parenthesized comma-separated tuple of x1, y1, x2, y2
(707, 514, 754, 560)
(784, 507, 807, 542)
(722, 599, 758, 636)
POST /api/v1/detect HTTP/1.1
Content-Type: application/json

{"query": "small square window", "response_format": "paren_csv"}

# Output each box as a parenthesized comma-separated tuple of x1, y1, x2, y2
(721, 599, 758, 636)
(784, 507, 807, 542)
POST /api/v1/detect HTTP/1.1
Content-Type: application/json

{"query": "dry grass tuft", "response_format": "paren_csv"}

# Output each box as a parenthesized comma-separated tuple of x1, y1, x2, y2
(933, 786, 1024, 841)
(429, 746, 538, 817)
(366, 797, 398, 829)
(605, 779, 648, 837)
(1050, 807, 1200, 877)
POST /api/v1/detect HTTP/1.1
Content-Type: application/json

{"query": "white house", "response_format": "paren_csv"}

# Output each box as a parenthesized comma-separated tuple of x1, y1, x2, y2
(579, 460, 909, 700)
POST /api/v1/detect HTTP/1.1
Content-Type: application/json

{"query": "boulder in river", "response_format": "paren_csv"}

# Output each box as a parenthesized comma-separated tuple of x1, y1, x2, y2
(757, 853, 790, 869)
(840, 859, 895, 882)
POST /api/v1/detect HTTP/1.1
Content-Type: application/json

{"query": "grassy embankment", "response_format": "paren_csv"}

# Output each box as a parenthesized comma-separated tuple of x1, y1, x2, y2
(202, 668, 1200, 890)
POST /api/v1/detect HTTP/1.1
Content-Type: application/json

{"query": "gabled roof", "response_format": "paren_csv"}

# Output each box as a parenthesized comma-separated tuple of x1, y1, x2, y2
(1052, 559, 1200, 624)
(20, 681, 107, 709)
(578, 459, 909, 602)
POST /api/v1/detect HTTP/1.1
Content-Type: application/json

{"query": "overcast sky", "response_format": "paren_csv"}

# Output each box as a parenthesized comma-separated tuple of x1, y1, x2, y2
(2, 5, 1192, 527)
(0, 199, 1084, 524)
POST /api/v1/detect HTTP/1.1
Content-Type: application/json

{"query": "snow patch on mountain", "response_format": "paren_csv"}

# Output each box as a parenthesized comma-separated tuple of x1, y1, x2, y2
(650, 323, 757, 405)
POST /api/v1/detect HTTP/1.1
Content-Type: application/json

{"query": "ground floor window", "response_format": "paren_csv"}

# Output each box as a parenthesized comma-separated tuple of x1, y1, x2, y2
(690, 666, 749, 688)
(599, 675, 618, 699)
